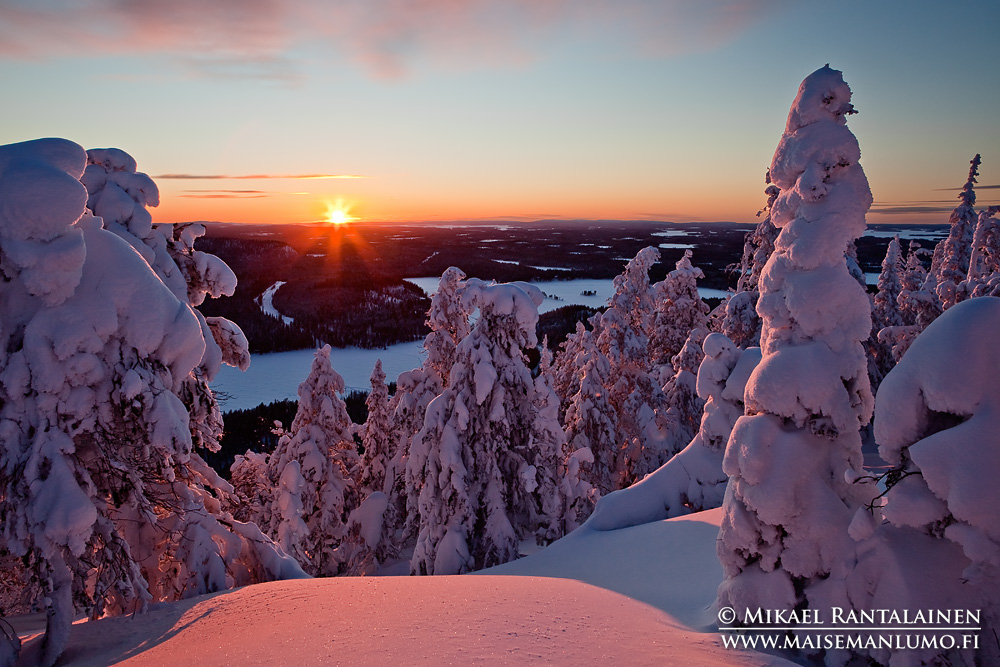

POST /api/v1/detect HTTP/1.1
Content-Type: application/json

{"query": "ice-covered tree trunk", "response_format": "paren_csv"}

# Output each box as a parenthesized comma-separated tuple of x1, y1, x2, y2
(410, 281, 560, 575)
(262, 345, 360, 577)
(0, 139, 300, 667)
(717, 68, 875, 652)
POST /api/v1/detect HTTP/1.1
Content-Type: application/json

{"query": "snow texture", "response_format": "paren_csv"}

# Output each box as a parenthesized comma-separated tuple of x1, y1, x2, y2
(717, 67, 875, 657)
(0, 140, 298, 667)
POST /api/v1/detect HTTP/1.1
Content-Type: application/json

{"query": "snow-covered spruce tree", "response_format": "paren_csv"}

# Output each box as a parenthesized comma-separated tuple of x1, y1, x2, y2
(423, 266, 474, 385)
(588, 333, 760, 531)
(549, 321, 590, 421)
(662, 327, 707, 449)
(873, 235, 905, 330)
(341, 359, 398, 575)
(851, 297, 1000, 666)
(930, 154, 981, 310)
(561, 323, 618, 508)
(716, 67, 875, 649)
(395, 365, 443, 544)
(0, 139, 300, 667)
(650, 249, 710, 375)
(721, 173, 780, 348)
(228, 450, 271, 524)
(410, 281, 562, 575)
(595, 248, 673, 484)
(963, 205, 1000, 297)
(868, 235, 906, 382)
(359, 360, 394, 496)
(83, 150, 251, 458)
(261, 345, 360, 577)
(879, 240, 931, 361)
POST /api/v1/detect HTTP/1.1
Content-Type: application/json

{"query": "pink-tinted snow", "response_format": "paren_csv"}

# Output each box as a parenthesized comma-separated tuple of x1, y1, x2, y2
(19, 511, 790, 666)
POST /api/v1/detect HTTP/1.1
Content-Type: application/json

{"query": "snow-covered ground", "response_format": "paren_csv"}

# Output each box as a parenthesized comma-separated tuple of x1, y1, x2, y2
(256, 281, 294, 325)
(18, 509, 791, 666)
(212, 341, 426, 411)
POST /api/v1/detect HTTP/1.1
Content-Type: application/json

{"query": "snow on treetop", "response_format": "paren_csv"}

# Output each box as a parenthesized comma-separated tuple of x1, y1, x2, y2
(875, 296, 1000, 465)
(0, 138, 89, 243)
(463, 279, 542, 348)
(783, 64, 855, 134)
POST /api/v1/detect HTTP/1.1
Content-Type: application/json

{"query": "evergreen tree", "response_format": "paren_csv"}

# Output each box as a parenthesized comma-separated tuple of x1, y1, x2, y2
(964, 206, 1000, 297)
(0, 139, 298, 667)
(931, 154, 981, 309)
(721, 173, 780, 348)
(261, 345, 360, 576)
(359, 360, 394, 496)
(650, 249, 710, 377)
(595, 248, 672, 485)
(410, 281, 560, 574)
(562, 325, 620, 499)
(717, 69, 875, 658)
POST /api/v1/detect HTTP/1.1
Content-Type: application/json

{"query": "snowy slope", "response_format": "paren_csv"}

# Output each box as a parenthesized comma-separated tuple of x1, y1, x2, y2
(20, 511, 790, 666)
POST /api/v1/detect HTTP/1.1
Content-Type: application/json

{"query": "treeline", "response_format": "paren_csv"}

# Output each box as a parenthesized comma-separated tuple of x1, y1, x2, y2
(210, 390, 375, 477)
(274, 280, 430, 350)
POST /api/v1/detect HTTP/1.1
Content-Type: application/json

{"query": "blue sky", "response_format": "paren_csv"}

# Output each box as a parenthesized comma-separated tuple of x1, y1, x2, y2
(1, 0, 997, 224)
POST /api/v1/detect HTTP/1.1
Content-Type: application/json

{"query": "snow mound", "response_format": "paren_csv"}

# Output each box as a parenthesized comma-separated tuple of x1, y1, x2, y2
(29, 511, 789, 666)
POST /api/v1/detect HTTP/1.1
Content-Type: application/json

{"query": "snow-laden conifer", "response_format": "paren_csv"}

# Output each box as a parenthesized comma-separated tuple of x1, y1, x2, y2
(0, 139, 300, 667)
(963, 206, 1000, 297)
(721, 174, 780, 348)
(410, 280, 561, 574)
(262, 345, 360, 576)
(650, 249, 710, 373)
(561, 324, 618, 502)
(717, 68, 875, 645)
(342, 359, 398, 574)
(595, 248, 672, 484)
(931, 154, 981, 309)
(662, 327, 707, 450)
(588, 333, 758, 531)
(423, 266, 474, 385)
(852, 297, 1000, 666)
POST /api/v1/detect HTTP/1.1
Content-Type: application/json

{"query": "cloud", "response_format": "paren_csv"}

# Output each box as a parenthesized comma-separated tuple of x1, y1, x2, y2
(0, 0, 790, 79)
(933, 184, 1000, 191)
(157, 173, 365, 180)
(178, 189, 311, 198)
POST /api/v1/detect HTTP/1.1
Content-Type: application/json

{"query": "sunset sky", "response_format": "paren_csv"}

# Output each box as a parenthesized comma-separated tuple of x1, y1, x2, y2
(2, 0, 997, 225)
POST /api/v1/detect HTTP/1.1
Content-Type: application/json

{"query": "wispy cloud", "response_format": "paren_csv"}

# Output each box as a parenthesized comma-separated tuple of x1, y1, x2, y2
(179, 189, 311, 198)
(0, 0, 790, 79)
(933, 184, 1000, 191)
(158, 173, 365, 180)
(870, 205, 957, 215)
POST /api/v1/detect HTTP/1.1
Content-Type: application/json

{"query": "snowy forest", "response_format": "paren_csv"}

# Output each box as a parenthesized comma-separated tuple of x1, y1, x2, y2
(2, 65, 999, 666)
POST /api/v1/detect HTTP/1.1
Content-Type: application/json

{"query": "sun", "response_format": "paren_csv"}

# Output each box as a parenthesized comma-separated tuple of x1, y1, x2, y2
(324, 200, 355, 225)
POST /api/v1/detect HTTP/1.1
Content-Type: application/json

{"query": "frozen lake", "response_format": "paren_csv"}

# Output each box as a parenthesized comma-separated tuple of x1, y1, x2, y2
(406, 277, 730, 314)
(212, 340, 426, 412)
(215, 276, 730, 411)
